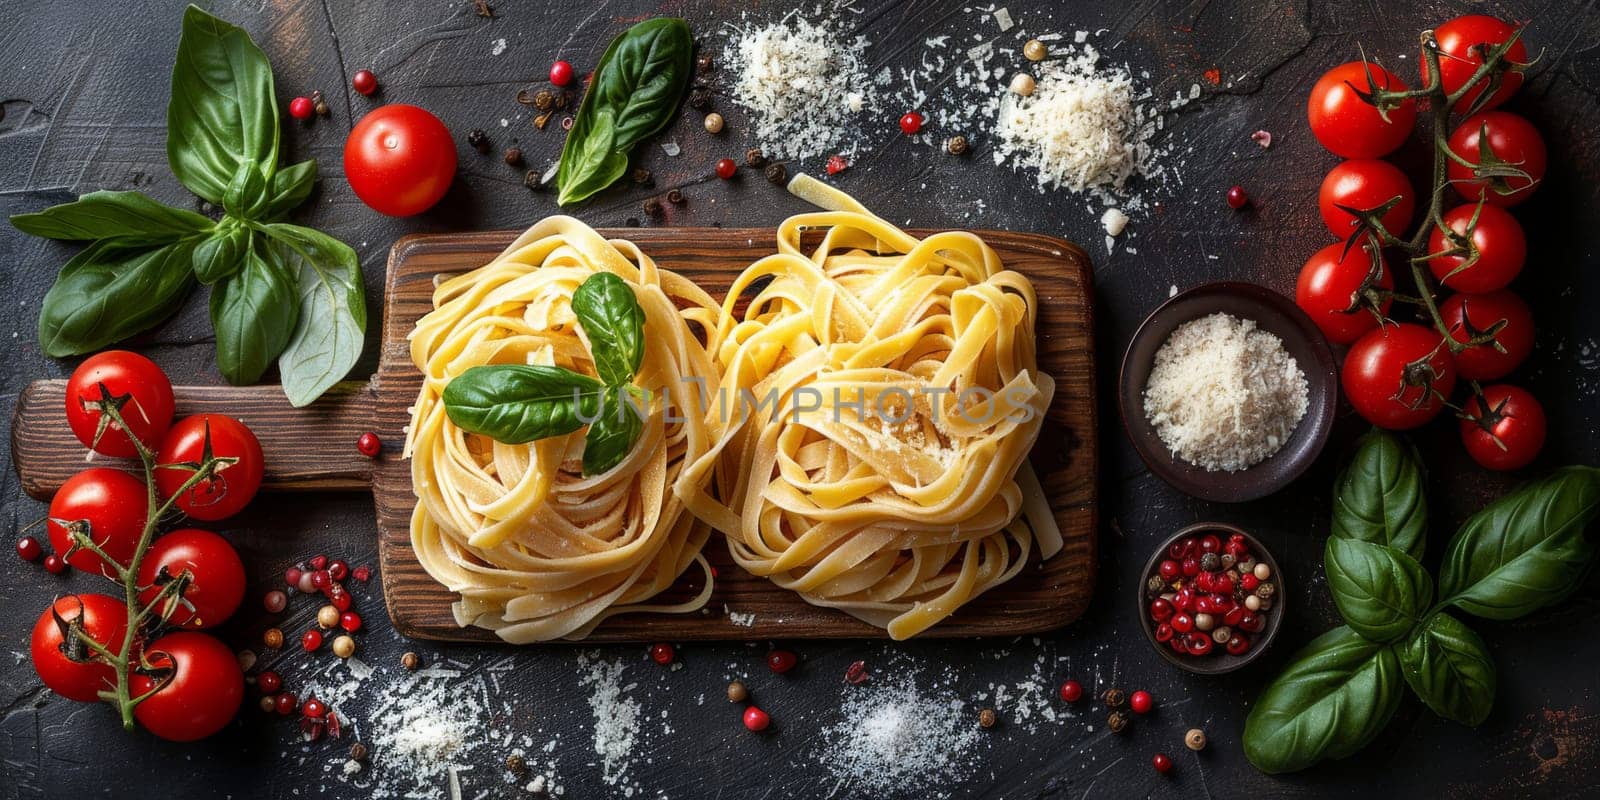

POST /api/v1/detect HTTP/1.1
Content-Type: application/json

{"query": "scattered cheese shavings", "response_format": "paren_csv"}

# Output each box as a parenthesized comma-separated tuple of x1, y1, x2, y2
(1252, 129, 1273, 148)
(1101, 208, 1130, 237)
(724, 7, 874, 159)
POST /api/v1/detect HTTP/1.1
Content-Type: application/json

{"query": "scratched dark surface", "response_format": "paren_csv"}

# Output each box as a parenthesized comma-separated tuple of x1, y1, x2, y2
(2, 1, 1599, 798)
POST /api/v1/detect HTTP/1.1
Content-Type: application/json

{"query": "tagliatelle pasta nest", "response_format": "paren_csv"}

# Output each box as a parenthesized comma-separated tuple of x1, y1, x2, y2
(403, 217, 723, 643)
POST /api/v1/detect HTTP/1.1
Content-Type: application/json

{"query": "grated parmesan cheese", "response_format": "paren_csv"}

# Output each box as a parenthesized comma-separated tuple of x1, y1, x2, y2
(1143, 313, 1308, 472)
(724, 7, 873, 160)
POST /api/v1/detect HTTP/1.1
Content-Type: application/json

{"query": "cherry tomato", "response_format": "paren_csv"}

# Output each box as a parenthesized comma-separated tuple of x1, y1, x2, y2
(137, 529, 246, 629)
(1447, 111, 1546, 207)
(1427, 204, 1526, 292)
(1307, 62, 1416, 159)
(131, 632, 244, 742)
(1317, 160, 1415, 239)
(1439, 290, 1534, 380)
(343, 104, 457, 216)
(155, 414, 264, 521)
(1424, 16, 1528, 113)
(1461, 385, 1546, 470)
(1343, 323, 1457, 429)
(47, 467, 148, 578)
(1295, 242, 1394, 345)
(31, 594, 128, 702)
(64, 351, 174, 458)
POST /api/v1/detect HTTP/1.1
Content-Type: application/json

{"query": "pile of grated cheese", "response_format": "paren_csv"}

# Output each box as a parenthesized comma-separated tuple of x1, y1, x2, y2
(1142, 313, 1308, 472)
(723, 6, 873, 160)
(815, 672, 984, 796)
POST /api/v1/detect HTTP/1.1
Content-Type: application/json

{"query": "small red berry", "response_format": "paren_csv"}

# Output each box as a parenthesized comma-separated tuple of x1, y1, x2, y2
(357, 432, 381, 457)
(352, 565, 372, 582)
(1154, 622, 1174, 642)
(263, 590, 288, 613)
(1226, 185, 1248, 209)
(1171, 613, 1195, 634)
(352, 69, 378, 96)
(302, 630, 323, 652)
(1152, 753, 1173, 774)
(1224, 607, 1246, 627)
(340, 611, 362, 632)
(309, 555, 329, 571)
(302, 697, 327, 718)
(1211, 575, 1234, 595)
(1059, 679, 1083, 702)
(1158, 560, 1180, 581)
(1187, 632, 1214, 655)
(1226, 539, 1250, 559)
(1227, 633, 1252, 656)
(844, 660, 869, 685)
(257, 671, 282, 694)
(1169, 537, 1196, 559)
(825, 154, 849, 176)
(1149, 598, 1174, 622)
(328, 585, 353, 611)
(285, 567, 303, 587)
(549, 60, 574, 87)
(649, 642, 674, 665)
(1130, 690, 1153, 714)
(311, 569, 332, 590)
(1238, 613, 1265, 634)
(742, 706, 771, 732)
(898, 111, 924, 135)
(275, 691, 298, 715)
(1173, 588, 1196, 612)
(329, 560, 349, 581)
(1240, 573, 1260, 592)
(715, 158, 737, 180)
(766, 649, 798, 674)
(289, 97, 314, 120)
(43, 554, 67, 575)
(17, 537, 43, 562)
(1199, 534, 1222, 554)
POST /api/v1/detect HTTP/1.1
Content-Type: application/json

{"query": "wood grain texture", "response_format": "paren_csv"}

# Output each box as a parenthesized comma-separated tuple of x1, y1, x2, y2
(373, 228, 1098, 642)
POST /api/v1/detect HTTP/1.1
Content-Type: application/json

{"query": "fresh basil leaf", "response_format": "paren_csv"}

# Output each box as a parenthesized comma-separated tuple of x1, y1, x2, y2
(556, 18, 691, 206)
(222, 162, 269, 219)
(571, 272, 645, 385)
(37, 239, 197, 357)
(10, 191, 213, 243)
(1325, 537, 1433, 642)
(583, 387, 646, 476)
(1243, 626, 1404, 774)
(192, 223, 249, 284)
(210, 237, 298, 384)
(1438, 467, 1600, 620)
(1331, 429, 1428, 560)
(261, 223, 367, 407)
(1398, 612, 1496, 726)
(167, 5, 279, 205)
(443, 365, 605, 444)
(261, 159, 317, 220)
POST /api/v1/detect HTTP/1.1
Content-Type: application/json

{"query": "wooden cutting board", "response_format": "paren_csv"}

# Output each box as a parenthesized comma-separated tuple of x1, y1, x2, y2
(12, 228, 1098, 642)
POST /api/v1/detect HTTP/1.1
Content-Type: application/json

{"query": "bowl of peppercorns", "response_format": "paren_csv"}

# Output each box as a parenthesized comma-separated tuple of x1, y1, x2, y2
(1139, 523, 1283, 675)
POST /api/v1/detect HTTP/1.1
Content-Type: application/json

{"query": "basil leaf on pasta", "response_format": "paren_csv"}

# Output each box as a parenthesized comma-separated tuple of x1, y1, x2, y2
(583, 387, 646, 476)
(442, 364, 605, 444)
(571, 272, 645, 386)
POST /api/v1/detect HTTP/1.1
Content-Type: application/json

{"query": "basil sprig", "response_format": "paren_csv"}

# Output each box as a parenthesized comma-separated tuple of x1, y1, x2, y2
(8, 5, 363, 406)
(1245, 432, 1600, 774)
(556, 18, 692, 206)
(442, 273, 648, 476)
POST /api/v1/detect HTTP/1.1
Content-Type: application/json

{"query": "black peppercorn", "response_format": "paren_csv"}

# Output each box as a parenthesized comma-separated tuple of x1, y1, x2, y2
(745, 148, 767, 168)
(631, 168, 653, 186)
(503, 147, 523, 166)
(523, 169, 546, 190)
(764, 162, 787, 185)
(625, 217, 640, 227)
(689, 88, 711, 110)
(666, 189, 685, 205)
(643, 197, 664, 218)
(506, 754, 527, 775)
(1102, 688, 1126, 708)
(349, 742, 368, 761)
(1200, 553, 1221, 572)
(466, 129, 490, 153)
(946, 135, 969, 155)
(1146, 575, 1166, 597)
(310, 90, 329, 117)
(696, 53, 714, 74)
(1107, 710, 1130, 734)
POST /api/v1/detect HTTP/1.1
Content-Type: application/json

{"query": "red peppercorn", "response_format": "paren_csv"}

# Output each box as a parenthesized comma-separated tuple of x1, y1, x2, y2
(258, 670, 283, 694)
(1226, 633, 1252, 656)
(352, 565, 372, 582)
(302, 630, 323, 652)
(1171, 613, 1195, 634)
(1194, 572, 1214, 593)
(43, 554, 67, 575)
(289, 97, 314, 120)
(1211, 575, 1235, 595)
(1238, 613, 1265, 633)
(844, 660, 869, 685)
(1226, 185, 1248, 209)
(825, 154, 849, 176)
(1152, 753, 1173, 774)
(302, 697, 327, 718)
(352, 69, 378, 96)
(275, 691, 298, 715)
(1240, 573, 1260, 592)
(328, 585, 353, 611)
(742, 706, 771, 732)
(1173, 587, 1196, 612)
(309, 555, 329, 571)
(1148, 598, 1174, 622)
(1059, 679, 1083, 702)
(549, 60, 574, 87)
(1194, 595, 1217, 615)
(1180, 558, 1200, 577)
(1226, 539, 1250, 559)
(17, 536, 42, 562)
(1158, 560, 1180, 581)
(898, 111, 924, 135)
(311, 569, 332, 590)
(1224, 607, 1246, 627)
(649, 642, 674, 665)
(715, 158, 737, 180)
(1187, 632, 1214, 655)
(1154, 622, 1174, 643)
(263, 590, 288, 614)
(1170, 635, 1189, 654)
(1129, 690, 1153, 714)
(285, 567, 303, 588)
(329, 560, 349, 581)
(357, 432, 381, 457)
(1199, 534, 1222, 554)
(1168, 537, 1196, 560)
(766, 649, 798, 674)
(340, 611, 362, 632)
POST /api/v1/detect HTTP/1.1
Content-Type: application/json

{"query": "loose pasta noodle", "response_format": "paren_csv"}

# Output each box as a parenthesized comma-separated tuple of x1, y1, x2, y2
(404, 216, 722, 642)
(679, 177, 1061, 639)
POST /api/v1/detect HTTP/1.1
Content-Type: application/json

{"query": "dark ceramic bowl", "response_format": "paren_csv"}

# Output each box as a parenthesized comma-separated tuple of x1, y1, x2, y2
(1138, 523, 1285, 675)
(1118, 281, 1337, 503)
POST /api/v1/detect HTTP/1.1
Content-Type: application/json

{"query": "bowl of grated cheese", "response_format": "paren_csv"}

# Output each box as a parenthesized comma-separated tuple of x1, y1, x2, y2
(1118, 282, 1338, 502)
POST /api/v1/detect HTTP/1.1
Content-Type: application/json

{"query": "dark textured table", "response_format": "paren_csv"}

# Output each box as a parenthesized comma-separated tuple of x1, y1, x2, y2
(3, 1, 1598, 798)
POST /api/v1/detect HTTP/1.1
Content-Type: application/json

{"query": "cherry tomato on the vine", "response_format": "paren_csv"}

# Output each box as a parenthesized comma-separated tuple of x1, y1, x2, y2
(1447, 111, 1546, 207)
(1439, 290, 1534, 380)
(343, 104, 457, 217)
(31, 594, 128, 702)
(1307, 61, 1417, 159)
(1460, 384, 1546, 470)
(1342, 323, 1457, 429)
(137, 529, 246, 630)
(1295, 242, 1394, 345)
(64, 351, 174, 458)
(155, 414, 264, 521)
(130, 632, 244, 742)
(1317, 160, 1415, 239)
(1425, 15, 1528, 113)
(47, 467, 148, 578)
(1427, 204, 1526, 292)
